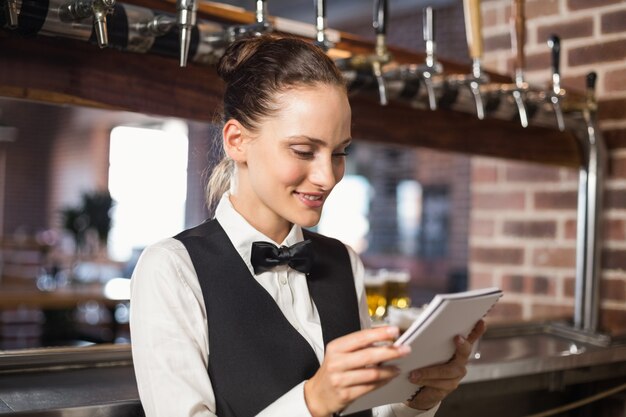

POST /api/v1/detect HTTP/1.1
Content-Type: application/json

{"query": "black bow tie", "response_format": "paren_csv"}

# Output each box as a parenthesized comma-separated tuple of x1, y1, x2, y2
(250, 240, 315, 275)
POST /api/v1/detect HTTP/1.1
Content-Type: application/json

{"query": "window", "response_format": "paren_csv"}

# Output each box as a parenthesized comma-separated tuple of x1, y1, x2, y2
(107, 121, 189, 262)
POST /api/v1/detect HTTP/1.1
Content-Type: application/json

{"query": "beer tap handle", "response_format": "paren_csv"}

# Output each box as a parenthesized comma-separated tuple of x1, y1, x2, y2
(314, 0, 331, 50)
(177, 0, 197, 67)
(373, 0, 387, 37)
(511, 0, 525, 84)
(255, 0, 267, 25)
(510, 0, 528, 127)
(586, 71, 597, 109)
(586, 71, 597, 93)
(372, 0, 389, 105)
(422, 7, 439, 110)
(423, 6, 438, 70)
(547, 34, 564, 131)
(59, 0, 116, 48)
(5, 0, 19, 28)
(462, 0, 485, 119)
(548, 34, 561, 94)
(373, 0, 388, 57)
(463, 0, 483, 79)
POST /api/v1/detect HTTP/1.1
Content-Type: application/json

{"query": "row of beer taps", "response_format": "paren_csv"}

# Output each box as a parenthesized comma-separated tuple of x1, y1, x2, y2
(326, 0, 597, 132)
(1, 0, 597, 131)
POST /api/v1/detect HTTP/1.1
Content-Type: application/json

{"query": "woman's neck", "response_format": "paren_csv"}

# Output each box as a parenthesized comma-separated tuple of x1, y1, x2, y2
(228, 194, 292, 244)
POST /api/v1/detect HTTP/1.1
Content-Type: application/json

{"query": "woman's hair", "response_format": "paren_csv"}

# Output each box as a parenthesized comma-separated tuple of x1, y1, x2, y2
(205, 34, 346, 208)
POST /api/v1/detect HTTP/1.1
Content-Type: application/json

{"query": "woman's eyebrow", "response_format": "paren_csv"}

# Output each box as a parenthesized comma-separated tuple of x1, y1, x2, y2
(287, 135, 352, 145)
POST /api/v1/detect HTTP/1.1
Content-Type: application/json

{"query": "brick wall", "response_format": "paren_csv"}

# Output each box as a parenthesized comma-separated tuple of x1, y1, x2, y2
(471, 0, 626, 335)
(0, 99, 63, 236)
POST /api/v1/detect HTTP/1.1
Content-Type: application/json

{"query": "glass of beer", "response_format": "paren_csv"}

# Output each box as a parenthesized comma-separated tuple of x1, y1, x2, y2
(364, 269, 387, 322)
(386, 269, 411, 310)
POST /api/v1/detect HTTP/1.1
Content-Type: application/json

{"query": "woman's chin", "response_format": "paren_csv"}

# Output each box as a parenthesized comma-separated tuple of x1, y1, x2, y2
(293, 214, 322, 229)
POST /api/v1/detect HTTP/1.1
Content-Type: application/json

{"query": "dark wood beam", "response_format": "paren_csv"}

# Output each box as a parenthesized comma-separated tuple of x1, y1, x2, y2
(0, 1, 583, 167)
(350, 96, 582, 167)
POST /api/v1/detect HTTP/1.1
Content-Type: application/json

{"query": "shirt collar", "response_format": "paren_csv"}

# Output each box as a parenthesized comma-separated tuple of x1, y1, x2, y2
(214, 192, 304, 274)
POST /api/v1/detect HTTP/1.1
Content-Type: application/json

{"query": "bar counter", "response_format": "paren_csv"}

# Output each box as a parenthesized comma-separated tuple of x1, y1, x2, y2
(0, 322, 625, 416)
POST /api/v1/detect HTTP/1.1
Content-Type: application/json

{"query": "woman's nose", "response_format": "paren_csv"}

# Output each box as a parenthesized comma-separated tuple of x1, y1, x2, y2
(309, 157, 339, 190)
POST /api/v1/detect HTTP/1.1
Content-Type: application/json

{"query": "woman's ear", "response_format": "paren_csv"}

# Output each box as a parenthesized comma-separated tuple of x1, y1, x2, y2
(223, 119, 248, 163)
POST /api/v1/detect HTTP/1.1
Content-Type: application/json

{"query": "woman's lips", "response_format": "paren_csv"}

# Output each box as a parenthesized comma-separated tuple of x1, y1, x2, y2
(294, 191, 325, 208)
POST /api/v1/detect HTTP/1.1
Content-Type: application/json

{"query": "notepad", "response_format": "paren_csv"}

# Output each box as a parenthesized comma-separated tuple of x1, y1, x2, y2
(340, 287, 503, 415)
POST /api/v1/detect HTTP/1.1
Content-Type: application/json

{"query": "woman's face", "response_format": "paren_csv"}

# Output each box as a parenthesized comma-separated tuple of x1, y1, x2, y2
(229, 83, 352, 241)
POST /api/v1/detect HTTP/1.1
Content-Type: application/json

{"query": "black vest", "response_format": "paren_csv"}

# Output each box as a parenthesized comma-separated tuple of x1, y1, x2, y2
(175, 220, 372, 417)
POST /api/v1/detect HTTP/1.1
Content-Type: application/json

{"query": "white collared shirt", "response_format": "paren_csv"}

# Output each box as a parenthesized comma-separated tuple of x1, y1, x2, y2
(130, 193, 438, 417)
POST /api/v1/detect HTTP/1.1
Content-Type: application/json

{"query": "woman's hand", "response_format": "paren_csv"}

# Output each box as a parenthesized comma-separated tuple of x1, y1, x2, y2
(405, 320, 487, 411)
(304, 326, 411, 417)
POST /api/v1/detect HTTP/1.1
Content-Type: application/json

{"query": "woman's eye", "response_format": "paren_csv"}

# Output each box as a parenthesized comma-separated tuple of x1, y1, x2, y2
(332, 151, 349, 158)
(292, 149, 314, 159)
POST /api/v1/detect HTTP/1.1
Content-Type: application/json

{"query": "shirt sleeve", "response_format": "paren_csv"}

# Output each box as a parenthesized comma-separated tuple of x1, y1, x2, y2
(346, 245, 440, 417)
(130, 242, 217, 417)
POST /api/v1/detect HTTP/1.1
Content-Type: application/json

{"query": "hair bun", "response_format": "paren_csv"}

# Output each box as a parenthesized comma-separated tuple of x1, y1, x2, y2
(217, 35, 278, 84)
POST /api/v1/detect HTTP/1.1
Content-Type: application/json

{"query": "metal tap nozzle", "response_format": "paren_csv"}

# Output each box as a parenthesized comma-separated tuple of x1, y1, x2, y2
(177, 0, 197, 67)
(547, 34, 565, 131)
(59, 0, 116, 48)
(4, 0, 19, 28)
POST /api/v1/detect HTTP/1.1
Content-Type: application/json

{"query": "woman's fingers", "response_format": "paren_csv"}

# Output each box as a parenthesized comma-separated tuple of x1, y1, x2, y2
(328, 326, 400, 353)
(329, 365, 401, 389)
(409, 362, 467, 385)
(466, 319, 487, 344)
(328, 344, 410, 372)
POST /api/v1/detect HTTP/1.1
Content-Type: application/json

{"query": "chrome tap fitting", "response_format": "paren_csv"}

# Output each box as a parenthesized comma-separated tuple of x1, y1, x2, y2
(176, 0, 197, 67)
(59, 0, 115, 48)
(421, 6, 442, 110)
(547, 34, 565, 131)
(314, 0, 332, 51)
(138, 14, 176, 37)
(371, 0, 390, 105)
(462, 0, 487, 119)
(510, 0, 529, 127)
(4, 0, 20, 28)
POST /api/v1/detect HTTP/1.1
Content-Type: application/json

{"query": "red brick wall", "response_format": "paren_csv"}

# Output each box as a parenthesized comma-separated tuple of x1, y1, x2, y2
(0, 99, 62, 236)
(471, 0, 626, 335)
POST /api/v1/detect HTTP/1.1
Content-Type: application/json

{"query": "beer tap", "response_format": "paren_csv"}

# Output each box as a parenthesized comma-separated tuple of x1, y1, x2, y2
(371, 0, 390, 105)
(176, 0, 197, 67)
(463, 0, 487, 119)
(314, 0, 332, 51)
(547, 34, 565, 131)
(445, 0, 487, 119)
(59, 0, 116, 48)
(510, 0, 529, 127)
(378, 6, 442, 110)
(4, 0, 19, 28)
(345, 0, 391, 105)
(419, 6, 442, 110)
(200, 0, 270, 53)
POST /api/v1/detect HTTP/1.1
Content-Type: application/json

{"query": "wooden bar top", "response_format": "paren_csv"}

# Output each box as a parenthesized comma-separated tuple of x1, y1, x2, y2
(0, 282, 127, 310)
